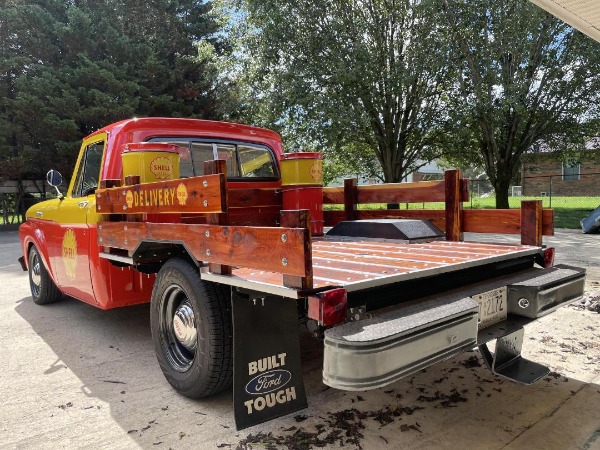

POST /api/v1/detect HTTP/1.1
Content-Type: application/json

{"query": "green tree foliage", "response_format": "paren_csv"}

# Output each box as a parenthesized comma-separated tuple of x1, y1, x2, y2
(0, 0, 236, 183)
(227, 0, 454, 183)
(442, 0, 600, 208)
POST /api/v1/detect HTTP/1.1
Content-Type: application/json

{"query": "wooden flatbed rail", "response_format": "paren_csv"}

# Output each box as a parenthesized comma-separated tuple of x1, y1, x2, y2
(96, 174, 227, 215)
(96, 168, 552, 293)
(98, 221, 312, 282)
(323, 170, 554, 246)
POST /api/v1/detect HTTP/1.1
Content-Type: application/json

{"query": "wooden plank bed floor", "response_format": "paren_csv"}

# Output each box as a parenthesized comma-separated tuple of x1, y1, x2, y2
(201, 239, 541, 298)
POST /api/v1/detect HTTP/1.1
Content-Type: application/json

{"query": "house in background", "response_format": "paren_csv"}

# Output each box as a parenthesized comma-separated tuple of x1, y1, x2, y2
(521, 139, 600, 196)
(328, 159, 445, 186)
(404, 160, 445, 182)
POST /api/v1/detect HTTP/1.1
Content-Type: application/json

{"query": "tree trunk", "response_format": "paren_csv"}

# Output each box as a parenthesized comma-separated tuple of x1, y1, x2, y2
(494, 177, 511, 209)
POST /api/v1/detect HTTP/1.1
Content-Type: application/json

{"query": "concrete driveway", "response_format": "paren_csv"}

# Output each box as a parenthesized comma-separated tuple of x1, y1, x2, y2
(1, 229, 599, 449)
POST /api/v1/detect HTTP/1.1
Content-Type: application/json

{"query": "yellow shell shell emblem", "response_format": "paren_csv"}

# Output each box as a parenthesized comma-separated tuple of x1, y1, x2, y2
(126, 190, 134, 208)
(62, 228, 77, 279)
(309, 161, 323, 183)
(150, 156, 173, 180)
(176, 183, 188, 206)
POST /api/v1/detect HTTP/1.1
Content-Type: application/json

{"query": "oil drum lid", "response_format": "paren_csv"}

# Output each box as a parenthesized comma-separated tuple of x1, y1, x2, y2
(121, 142, 180, 154)
(281, 152, 322, 160)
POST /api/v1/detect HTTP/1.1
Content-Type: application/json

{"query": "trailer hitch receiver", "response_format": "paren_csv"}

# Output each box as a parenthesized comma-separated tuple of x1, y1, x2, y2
(478, 327, 549, 384)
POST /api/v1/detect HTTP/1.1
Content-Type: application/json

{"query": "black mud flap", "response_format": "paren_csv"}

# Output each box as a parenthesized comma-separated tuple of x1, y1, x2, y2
(231, 290, 308, 430)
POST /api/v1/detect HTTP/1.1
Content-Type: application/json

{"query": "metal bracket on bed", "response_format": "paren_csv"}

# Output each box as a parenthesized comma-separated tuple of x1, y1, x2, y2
(478, 327, 549, 385)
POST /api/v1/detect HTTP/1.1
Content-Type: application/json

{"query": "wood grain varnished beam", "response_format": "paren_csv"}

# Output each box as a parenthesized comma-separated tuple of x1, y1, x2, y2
(96, 174, 226, 215)
(445, 170, 463, 241)
(280, 210, 313, 289)
(322, 187, 344, 204)
(204, 160, 231, 275)
(358, 180, 446, 204)
(229, 188, 282, 208)
(520, 200, 543, 246)
(344, 178, 358, 221)
(462, 208, 553, 236)
(98, 222, 310, 277)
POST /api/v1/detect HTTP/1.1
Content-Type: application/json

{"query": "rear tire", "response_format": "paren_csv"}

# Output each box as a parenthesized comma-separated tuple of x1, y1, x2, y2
(150, 257, 233, 398)
(28, 245, 62, 305)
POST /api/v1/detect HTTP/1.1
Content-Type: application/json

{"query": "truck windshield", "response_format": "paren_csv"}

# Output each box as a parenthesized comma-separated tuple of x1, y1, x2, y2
(148, 138, 278, 180)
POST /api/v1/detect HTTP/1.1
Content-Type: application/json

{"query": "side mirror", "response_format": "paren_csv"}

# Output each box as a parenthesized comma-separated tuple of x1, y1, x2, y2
(46, 170, 64, 199)
(47, 170, 63, 187)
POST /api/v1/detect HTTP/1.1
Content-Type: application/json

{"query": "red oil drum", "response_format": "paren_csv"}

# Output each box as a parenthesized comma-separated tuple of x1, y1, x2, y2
(280, 152, 323, 235)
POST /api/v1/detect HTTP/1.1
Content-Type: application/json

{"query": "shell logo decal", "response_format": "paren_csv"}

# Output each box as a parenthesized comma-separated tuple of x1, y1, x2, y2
(176, 183, 188, 206)
(150, 156, 173, 180)
(125, 190, 134, 208)
(309, 161, 323, 183)
(62, 228, 77, 279)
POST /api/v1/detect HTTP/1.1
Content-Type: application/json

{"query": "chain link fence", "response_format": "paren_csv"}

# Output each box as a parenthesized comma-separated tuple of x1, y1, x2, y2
(468, 173, 600, 208)
(469, 173, 600, 228)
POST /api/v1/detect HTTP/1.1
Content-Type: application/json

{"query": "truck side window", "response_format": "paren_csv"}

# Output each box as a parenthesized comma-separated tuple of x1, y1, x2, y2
(191, 142, 215, 175)
(214, 143, 238, 178)
(238, 145, 277, 178)
(172, 142, 192, 178)
(72, 141, 104, 197)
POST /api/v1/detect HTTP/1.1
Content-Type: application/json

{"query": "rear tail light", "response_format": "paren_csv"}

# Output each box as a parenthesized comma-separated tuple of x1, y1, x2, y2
(308, 288, 348, 326)
(543, 247, 555, 268)
(535, 247, 555, 268)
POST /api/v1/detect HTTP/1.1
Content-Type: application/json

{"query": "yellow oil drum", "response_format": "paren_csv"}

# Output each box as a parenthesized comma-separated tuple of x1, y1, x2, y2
(280, 152, 324, 235)
(121, 143, 180, 183)
(280, 152, 323, 186)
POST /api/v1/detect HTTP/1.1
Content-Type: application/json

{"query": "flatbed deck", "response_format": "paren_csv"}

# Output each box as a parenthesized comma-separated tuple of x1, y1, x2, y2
(202, 239, 541, 298)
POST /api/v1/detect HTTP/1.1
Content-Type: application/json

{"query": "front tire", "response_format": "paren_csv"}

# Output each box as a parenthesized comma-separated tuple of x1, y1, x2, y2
(150, 258, 233, 398)
(28, 245, 61, 305)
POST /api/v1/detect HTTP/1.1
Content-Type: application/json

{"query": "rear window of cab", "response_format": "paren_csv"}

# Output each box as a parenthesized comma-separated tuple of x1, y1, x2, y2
(147, 138, 279, 180)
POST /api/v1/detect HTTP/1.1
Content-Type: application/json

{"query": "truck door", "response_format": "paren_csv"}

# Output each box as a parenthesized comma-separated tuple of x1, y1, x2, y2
(49, 134, 105, 304)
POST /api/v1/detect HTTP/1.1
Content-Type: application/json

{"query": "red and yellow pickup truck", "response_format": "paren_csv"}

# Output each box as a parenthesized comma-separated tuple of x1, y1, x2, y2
(18, 117, 586, 429)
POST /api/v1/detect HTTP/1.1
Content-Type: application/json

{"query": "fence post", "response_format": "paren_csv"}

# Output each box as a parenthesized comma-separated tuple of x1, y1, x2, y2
(445, 169, 463, 241)
(343, 178, 358, 221)
(521, 200, 543, 246)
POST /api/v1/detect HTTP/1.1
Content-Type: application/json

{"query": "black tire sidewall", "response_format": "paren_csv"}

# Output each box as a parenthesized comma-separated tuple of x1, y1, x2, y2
(150, 258, 229, 398)
(28, 247, 42, 303)
(28, 245, 60, 305)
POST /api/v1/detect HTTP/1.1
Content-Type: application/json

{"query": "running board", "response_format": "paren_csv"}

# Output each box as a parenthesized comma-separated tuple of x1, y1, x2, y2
(478, 328, 549, 384)
(323, 297, 479, 390)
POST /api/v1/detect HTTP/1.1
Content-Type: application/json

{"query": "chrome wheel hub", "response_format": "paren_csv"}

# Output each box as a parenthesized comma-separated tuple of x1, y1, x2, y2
(172, 302, 197, 351)
(31, 260, 41, 287)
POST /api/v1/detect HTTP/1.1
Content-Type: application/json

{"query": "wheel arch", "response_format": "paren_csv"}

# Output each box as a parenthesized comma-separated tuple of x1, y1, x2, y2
(131, 240, 201, 268)
(19, 223, 56, 283)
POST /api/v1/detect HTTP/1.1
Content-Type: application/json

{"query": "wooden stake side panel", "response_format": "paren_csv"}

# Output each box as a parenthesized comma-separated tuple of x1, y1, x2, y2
(323, 179, 469, 205)
(325, 208, 553, 236)
(359, 180, 446, 204)
(95, 174, 226, 215)
(445, 170, 463, 241)
(98, 221, 310, 277)
(229, 188, 282, 208)
(463, 209, 553, 236)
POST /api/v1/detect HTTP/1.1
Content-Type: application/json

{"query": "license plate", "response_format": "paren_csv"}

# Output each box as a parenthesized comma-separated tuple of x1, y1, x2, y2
(472, 286, 507, 329)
